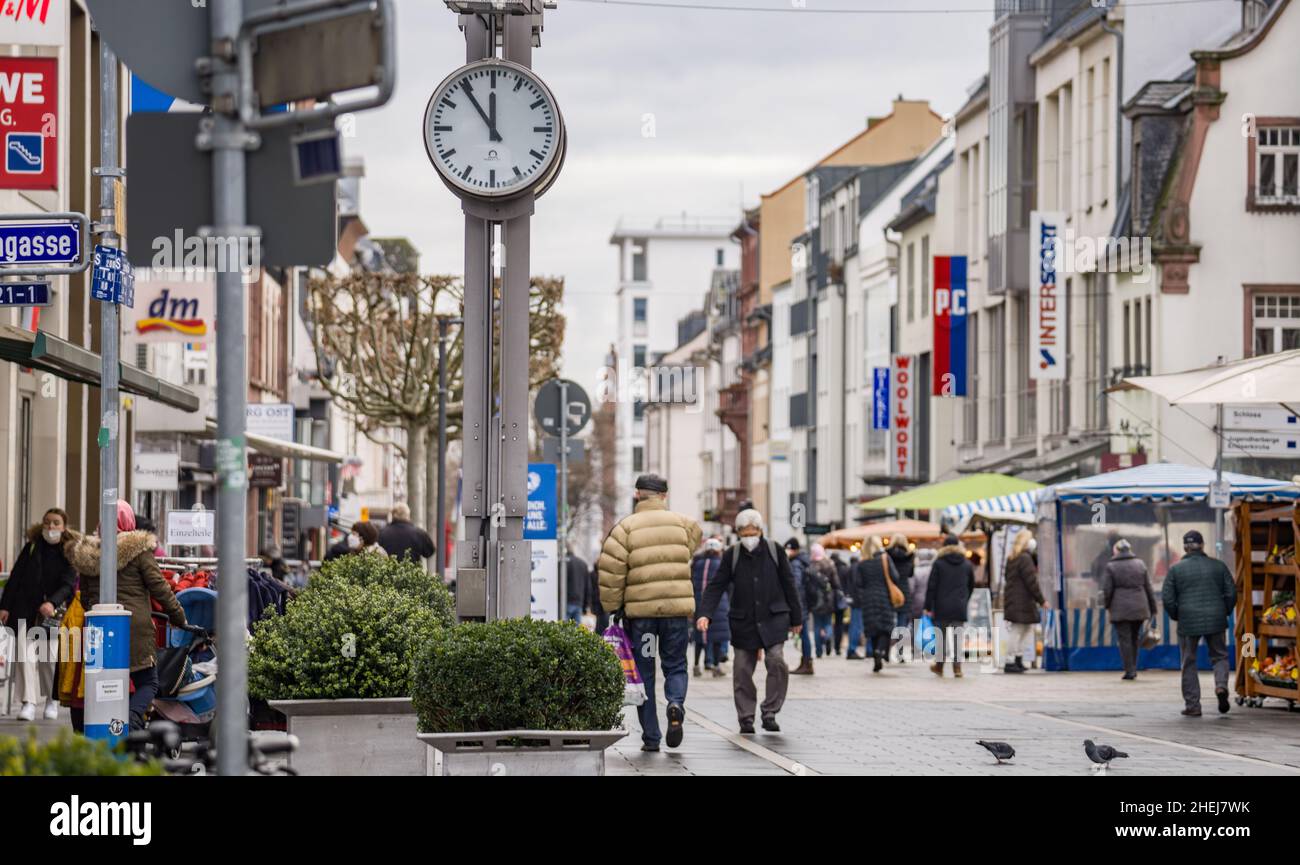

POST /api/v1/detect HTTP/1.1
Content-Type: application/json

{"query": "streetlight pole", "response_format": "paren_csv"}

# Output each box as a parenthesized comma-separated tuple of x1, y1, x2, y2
(97, 38, 120, 601)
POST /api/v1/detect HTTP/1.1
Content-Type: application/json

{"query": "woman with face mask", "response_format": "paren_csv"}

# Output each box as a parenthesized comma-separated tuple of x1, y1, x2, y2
(0, 508, 80, 722)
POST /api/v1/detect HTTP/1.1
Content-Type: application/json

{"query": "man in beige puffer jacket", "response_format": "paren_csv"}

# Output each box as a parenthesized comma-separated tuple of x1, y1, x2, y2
(599, 474, 702, 752)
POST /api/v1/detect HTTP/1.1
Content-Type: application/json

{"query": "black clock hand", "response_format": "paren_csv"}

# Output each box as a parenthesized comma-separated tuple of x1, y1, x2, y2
(489, 91, 500, 141)
(463, 81, 502, 142)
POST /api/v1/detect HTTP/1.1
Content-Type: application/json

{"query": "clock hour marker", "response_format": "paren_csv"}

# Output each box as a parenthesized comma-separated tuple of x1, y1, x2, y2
(534, 126, 552, 132)
(490, 70, 497, 88)
(461, 165, 473, 180)
(529, 149, 544, 161)
(513, 166, 522, 178)
(440, 148, 456, 159)
(433, 125, 452, 132)
(513, 77, 524, 92)
(490, 169, 496, 186)
(529, 98, 544, 110)
(442, 97, 456, 109)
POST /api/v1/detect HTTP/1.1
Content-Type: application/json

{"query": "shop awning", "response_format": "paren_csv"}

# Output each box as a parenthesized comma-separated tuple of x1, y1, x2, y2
(201, 418, 345, 464)
(940, 489, 1043, 524)
(1121, 348, 1300, 410)
(859, 472, 1044, 513)
(820, 518, 949, 550)
(0, 323, 200, 412)
(1044, 462, 1300, 504)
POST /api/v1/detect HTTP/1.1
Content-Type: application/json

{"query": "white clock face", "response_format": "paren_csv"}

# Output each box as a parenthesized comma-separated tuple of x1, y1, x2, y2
(424, 60, 562, 199)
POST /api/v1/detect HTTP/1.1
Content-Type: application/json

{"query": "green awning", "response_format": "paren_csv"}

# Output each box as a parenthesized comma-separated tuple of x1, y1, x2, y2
(860, 472, 1043, 512)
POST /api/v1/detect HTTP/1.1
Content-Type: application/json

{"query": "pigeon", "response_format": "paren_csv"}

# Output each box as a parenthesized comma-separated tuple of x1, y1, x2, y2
(1084, 739, 1129, 768)
(976, 740, 1015, 764)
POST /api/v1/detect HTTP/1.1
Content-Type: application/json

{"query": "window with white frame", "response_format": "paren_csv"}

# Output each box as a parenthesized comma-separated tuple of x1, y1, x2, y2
(1253, 293, 1300, 355)
(1255, 125, 1300, 206)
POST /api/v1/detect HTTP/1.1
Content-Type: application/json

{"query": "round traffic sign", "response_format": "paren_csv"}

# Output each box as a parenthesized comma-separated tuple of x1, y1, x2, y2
(534, 378, 590, 438)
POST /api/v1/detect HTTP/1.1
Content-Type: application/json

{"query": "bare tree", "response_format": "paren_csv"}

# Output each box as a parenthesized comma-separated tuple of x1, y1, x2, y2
(306, 271, 566, 535)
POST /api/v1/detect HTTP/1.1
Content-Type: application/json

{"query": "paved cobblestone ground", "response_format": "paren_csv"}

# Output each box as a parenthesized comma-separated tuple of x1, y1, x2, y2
(605, 647, 1300, 776)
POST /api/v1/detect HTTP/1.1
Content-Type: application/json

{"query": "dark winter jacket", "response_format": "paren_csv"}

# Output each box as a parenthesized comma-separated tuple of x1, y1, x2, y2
(378, 519, 435, 562)
(566, 555, 592, 611)
(850, 554, 898, 637)
(787, 551, 810, 598)
(69, 530, 188, 672)
(1, 525, 80, 632)
(886, 545, 915, 613)
(699, 539, 801, 651)
(324, 539, 350, 563)
(910, 553, 934, 620)
(1103, 553, 1157, 623)
(1161, 550, 1235, 637)
(805, 557, 838, 616)
(691, 552, 730, 643)
(924, 544, 974, 625)
(1002, 551, 1045, 625)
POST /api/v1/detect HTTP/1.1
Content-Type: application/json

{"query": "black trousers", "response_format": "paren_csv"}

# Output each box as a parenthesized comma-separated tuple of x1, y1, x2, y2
(832, 610, 846, 653)
(1113, 620, 1143, 675)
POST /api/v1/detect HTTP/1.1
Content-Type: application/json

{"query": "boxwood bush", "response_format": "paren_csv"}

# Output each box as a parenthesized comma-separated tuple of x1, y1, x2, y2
(412, 618, 624, 733)
(0, 730, 163, 776)
(248, 578, 444, 701)
(311, 553, 454, 630)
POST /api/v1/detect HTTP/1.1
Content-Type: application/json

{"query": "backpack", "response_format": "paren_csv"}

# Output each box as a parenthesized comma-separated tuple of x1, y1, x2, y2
(807, 566, 835, 616)
(730, 538, 782, 571)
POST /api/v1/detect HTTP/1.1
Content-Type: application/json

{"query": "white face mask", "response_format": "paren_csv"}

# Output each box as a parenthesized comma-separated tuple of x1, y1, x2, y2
(43, 529, 63, 545)
(347, 533, 362, 550)
(741, 536, 760, 552)
(1028, 538, 1038, 553)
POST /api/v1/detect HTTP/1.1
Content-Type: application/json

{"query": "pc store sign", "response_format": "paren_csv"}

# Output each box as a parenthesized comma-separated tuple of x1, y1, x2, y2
(0, 57, 58, 191)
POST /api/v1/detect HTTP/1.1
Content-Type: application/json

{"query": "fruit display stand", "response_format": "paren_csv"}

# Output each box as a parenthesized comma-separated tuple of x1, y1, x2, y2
(1233, 502, 1298, 709)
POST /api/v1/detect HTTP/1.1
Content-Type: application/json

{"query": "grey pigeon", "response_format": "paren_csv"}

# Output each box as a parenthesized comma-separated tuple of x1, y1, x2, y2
(1084, 739, 1129, 768)
(976, 740, 1015, 763)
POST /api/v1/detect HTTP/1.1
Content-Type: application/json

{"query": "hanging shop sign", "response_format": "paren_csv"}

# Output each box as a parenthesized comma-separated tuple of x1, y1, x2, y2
(1030, 211, 1066, 381)
(932, 255, 968, 397)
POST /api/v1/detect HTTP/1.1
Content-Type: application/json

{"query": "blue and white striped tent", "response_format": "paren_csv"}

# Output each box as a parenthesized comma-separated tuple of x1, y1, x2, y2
(1043, 462, 1300, 505)
(941, 489, 1042, 525)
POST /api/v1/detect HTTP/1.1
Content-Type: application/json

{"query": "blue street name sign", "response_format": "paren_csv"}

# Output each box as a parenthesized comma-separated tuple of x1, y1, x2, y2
(0, 220, 81, 267)
(0, 281, 52, 307)
(91, 245, 134, 307)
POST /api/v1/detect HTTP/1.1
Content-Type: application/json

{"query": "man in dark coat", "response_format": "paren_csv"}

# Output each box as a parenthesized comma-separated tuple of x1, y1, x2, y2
(1103, 538, 1158, 681)
(0, 509, 80, 721)
(565, 552, 592, 623)
(924, 535, 975, 677)
(1161, 530, 1236, 716)
(698, 509, 802, 734)
(378, 503, 436, 563)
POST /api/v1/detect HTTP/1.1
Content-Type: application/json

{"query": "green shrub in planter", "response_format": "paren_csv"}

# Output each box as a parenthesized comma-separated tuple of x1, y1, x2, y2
(312, 554, 454, 629)
(0, 730, 164, 776)
(249, 579, 444, 701)
(412, 618, 624, 733)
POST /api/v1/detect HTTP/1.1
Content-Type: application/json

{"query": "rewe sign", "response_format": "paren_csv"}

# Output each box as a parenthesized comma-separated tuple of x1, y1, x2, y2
(890, 354, 915, 479)
(0, 57, 58, 190)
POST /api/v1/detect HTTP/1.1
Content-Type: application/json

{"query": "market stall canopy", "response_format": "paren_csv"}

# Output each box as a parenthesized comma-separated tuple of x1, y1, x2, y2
(1122, 348, 1300, 411)
(1043, 462, 1300, 505)
(0, 323, 200, 412)
(820, 518, 979, 551)
(201, 418, 345, 464)
(940, 489, 1042, 526)
(860, 472, 1044, 513)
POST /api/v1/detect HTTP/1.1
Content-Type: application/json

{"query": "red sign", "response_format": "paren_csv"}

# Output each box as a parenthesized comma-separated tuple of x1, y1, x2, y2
(0, 57, 58, 191)
(1101, 452, 1147, 474)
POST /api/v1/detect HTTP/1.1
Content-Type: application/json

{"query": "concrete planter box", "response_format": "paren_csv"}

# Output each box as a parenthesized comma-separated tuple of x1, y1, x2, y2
(419, 730, 627, 776)
(270, 698, 429, 776)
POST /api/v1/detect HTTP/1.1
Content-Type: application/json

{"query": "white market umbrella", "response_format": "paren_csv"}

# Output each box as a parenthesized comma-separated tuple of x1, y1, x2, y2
(1123, 348, 1300, 413)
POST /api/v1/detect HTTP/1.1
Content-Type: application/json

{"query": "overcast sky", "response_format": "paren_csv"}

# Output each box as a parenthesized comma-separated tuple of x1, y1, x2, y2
(352, 0, 995, 395)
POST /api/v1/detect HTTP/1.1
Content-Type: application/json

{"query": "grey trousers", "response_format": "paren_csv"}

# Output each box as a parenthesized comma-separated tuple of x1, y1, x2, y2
(1113, 620, 1143, 676)
(1179, 631, 1229, 708)
(734, 643, 789, 722)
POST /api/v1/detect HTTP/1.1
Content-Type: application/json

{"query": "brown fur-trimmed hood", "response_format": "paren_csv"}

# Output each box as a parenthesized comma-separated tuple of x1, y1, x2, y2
(68, 530, 159, 576)
(25, 523, 82, 558)
(936, 543, 967, 561)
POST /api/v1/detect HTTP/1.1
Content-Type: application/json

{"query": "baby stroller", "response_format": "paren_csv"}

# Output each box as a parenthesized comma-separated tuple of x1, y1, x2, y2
(152, 587, 218, 741)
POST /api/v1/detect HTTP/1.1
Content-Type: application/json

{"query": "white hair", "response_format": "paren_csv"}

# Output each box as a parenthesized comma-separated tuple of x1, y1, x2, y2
(392, 503, 411, 522)
(734, 509, 765, 533)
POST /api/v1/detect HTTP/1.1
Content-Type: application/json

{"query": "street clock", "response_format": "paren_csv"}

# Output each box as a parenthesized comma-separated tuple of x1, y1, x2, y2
(423, 58, 566, 201)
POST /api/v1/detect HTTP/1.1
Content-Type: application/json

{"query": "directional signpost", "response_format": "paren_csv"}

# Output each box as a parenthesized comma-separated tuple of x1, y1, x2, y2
(86, 0, 397, 774)
(90, 245, 134, 307)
